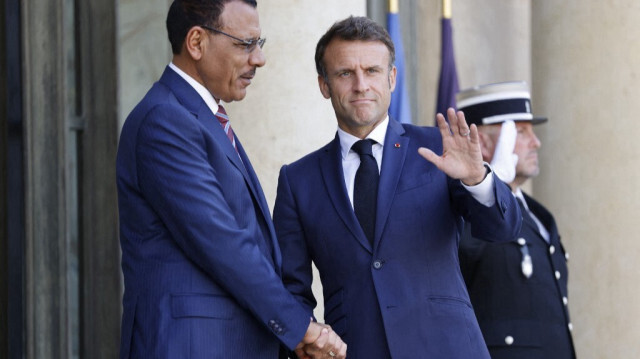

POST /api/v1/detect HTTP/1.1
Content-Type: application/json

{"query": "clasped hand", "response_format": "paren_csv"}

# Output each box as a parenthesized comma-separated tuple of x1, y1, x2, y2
(295, 321, 347, 359)
(418, 108, 486, 186)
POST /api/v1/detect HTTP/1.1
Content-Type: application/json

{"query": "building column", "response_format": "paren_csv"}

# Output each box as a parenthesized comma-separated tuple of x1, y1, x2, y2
(532, 1, 640, 357)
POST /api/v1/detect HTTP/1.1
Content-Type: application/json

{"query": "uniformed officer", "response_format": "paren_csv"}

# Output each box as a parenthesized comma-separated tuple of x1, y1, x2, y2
(457, 81, 576, 359)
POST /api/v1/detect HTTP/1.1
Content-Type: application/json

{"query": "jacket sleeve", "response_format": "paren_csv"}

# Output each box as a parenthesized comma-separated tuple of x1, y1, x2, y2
(272, 164, 317, 317)
(449, 173, 522, 243)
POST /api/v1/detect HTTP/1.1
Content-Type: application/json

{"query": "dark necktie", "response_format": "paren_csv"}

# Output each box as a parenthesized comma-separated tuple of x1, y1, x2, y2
(352, 139, 379, 246)
(517, 196, 550, 243)
(214, 105, 238, 153)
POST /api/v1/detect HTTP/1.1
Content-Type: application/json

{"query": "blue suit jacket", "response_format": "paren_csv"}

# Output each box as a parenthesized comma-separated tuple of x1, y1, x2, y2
(116, 67, 309, 359)
(273, 119, 522, 359)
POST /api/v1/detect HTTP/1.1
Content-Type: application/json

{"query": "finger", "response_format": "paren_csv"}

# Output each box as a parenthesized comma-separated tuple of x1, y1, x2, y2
(325, 330, 339, 352)
(456, 110, 471, 137)
(310, 328, 329, 351)
(418, 147, 442, 168)
(447, 108, 460, 135)
(303, 322, 324, 345)
(341, 343, 348, 358)
(435, 113, 452, 138)
(468, 123, 480, 144)
(333, 338, 347, 359)
(294, 348, 310, 359)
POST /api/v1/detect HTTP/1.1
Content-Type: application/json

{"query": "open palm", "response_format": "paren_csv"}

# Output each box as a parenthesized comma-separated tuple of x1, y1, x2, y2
(418, 108, 486, 185)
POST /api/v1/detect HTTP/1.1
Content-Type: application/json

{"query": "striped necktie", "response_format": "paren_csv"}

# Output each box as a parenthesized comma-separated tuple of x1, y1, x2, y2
(214, 105, 237, 153)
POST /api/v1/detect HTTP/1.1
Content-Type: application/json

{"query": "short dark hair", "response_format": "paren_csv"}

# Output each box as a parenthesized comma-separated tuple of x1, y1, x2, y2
(315, 16, 395, 79)
(166, 0, 258, 55)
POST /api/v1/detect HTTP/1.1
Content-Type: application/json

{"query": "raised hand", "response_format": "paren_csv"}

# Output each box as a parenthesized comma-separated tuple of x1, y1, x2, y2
(295, 321, 347, 359)
(418, 108, 486, 186)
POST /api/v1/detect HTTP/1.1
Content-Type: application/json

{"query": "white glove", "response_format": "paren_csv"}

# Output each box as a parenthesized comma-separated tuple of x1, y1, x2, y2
(490, 120, 518, 183)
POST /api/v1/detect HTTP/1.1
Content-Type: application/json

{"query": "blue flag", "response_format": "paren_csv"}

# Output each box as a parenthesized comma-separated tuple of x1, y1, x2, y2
(387, 11, 412, 124)
(436, 17, 459, 120)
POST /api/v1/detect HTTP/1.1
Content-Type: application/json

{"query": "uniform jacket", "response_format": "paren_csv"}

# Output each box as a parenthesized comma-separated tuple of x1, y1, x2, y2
(273, 119, 522, 359)
(116, 67, 309, 359)
(459, 191, 575, 359)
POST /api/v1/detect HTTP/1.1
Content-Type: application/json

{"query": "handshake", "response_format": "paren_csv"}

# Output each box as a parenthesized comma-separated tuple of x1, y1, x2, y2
(295, 320, 347, 359)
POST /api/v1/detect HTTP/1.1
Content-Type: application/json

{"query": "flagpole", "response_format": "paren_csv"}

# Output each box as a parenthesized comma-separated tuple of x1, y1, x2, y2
(389, 0, 398, 14)
(442, 0, 452, 19)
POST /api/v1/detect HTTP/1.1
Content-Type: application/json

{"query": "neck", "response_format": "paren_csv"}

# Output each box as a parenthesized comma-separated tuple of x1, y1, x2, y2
(172, 55, 200, 84)
(509, 177, 527, 193)
(338, 118, 385, 139)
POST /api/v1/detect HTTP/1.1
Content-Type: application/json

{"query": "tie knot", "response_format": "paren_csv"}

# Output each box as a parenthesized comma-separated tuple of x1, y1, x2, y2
(351, 139, 375, 157)
(215, 105, 229, 125)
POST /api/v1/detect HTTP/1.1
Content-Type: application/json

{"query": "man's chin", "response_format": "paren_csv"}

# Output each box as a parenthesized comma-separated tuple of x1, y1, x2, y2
(223, 91, 247, 103)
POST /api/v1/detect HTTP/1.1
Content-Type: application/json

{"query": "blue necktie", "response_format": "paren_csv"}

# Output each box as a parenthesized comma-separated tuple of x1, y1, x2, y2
(352, 139, 379, 246)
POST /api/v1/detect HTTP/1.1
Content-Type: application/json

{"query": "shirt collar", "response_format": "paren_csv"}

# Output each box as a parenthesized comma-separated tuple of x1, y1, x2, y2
(338, 116, 389, 160)
(169, 62, 220, 115)
(514, 188, 529, 211)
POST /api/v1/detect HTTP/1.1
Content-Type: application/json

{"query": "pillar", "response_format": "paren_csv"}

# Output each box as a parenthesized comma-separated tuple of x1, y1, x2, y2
(532, 1, 640, 357)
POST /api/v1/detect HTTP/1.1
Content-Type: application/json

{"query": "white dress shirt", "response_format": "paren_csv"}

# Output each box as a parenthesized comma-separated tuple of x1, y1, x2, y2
(169, 62, 221, 116)
(338, 116, 496, 208)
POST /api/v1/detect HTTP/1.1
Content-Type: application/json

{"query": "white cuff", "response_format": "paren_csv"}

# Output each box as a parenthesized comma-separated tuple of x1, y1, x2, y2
(462, 163, 495, 207)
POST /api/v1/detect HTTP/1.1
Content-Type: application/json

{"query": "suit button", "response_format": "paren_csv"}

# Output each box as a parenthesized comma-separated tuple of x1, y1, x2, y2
(373, 260, 383, 269)
(563, 296, 568, 306)
(505, 336, 514, 345)
(517, 238, 526, 246)
(549, 245, 556, 254)
(555, 271, 561, 280)
(565, 252, 570, 261)
(568, 323, 574, 331)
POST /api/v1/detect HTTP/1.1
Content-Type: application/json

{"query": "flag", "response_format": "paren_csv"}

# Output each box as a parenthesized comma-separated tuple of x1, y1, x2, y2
(387, 3, 412, 124)
(435, 9, 459, 120)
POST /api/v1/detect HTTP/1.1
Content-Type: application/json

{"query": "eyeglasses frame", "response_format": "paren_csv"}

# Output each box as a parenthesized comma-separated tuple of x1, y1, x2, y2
(200, 25, 266, 53)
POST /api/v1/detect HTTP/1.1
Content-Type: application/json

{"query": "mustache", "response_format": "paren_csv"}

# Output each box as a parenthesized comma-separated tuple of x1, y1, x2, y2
(241, 69, 256, 78)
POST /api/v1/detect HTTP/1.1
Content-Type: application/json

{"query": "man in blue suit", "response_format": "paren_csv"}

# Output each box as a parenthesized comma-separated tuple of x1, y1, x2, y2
(273, 16, 522, 359)
(116, 1, 346, 358)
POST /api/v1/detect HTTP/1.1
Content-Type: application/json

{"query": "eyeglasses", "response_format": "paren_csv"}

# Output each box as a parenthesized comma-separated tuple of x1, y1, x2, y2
(200, 25, 266, 53)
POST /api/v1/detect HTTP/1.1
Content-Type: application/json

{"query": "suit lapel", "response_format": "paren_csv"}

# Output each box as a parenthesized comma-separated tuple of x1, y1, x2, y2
(160, 67, 280, 267)
(160, 66, 248, 179)
(320, 135, 373, 253)
(375, 120, 409, 249)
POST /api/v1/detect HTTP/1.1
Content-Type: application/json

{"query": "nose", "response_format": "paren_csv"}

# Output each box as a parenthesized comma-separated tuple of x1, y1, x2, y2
(529, 129, 541, 148)
(249, 45, 266, 67)
(353, 71, 370, 93)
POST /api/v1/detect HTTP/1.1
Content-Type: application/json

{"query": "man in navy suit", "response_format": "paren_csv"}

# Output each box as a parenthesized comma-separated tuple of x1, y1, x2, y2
(273, 16, 522, 359)
(457, 81, 575, 358)
(116, 1, 346, 358)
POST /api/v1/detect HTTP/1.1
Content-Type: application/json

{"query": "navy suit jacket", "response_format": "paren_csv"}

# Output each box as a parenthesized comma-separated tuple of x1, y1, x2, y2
(116, 67, 309, 359)
(273, 119, 522, 359)
(459, 192, 575, 359)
